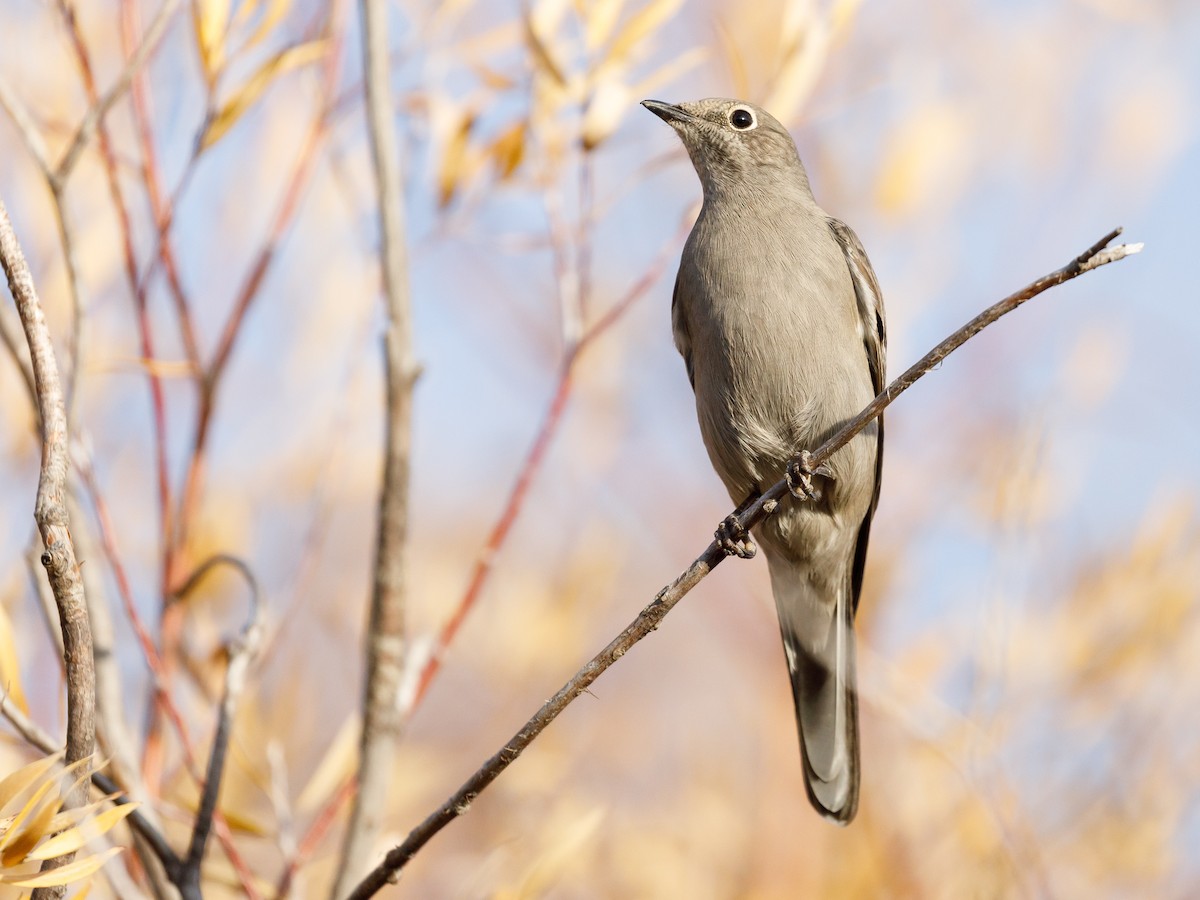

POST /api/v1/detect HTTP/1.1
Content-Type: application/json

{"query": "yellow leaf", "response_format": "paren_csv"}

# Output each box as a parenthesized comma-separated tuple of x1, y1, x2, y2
(605, 0, 682, 66)
(0, 603, 28, 716)
(830, 0, 863, 38)
(437, 110, 476, 208)
(296, 714, 359, 812)
(245, 0, 294, 50)
(582, 78, 630, 150)
(0, 773, 59, 850)
(761, 12, 830, 124)
(523, 5, 567, 87)
(584, 0, 624, 51)
(193, 0, 232, 77)
(0, 752, 63, 813)
(873, 101, 971, 216)
(2, 788, 60, 866)
(26, 803, 141, 862)
(44, 794, 123, 837)
(202, 40, 328, 149)
(489, 122, 526, 178)
(472, 63, 517, 91)
(0, 846, 121, 887)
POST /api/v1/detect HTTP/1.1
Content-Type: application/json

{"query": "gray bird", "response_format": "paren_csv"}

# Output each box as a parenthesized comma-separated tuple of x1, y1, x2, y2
(643, 98, 886, 824)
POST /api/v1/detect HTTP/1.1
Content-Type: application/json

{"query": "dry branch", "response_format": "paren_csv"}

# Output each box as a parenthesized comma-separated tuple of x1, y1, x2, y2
(175, 555, 264, 899)
(0, 196, 96, 897)
(332, 0, 419, 893)
(345, 228, 1142, 899)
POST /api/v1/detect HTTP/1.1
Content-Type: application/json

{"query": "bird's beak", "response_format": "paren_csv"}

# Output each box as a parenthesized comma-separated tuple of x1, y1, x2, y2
(641, 99, 692, 125)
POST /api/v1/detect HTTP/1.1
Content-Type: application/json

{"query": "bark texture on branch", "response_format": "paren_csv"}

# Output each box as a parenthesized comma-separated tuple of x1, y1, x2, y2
(332, 0, 419, 895)
(0, 197, 96, 898)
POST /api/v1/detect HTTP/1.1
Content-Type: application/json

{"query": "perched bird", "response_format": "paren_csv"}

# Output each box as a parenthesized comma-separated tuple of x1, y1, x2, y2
(643, 98, 886, 824)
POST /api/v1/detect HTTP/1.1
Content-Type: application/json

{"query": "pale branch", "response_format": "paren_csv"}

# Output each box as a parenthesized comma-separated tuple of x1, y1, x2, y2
(53, 0, 181, 185)
(331, 0, 419, 894)
(0, 195, 96, 898)
(345, 228, 1142, 899)
(0, 76, 54, 178)
(174, 555, 264, 900)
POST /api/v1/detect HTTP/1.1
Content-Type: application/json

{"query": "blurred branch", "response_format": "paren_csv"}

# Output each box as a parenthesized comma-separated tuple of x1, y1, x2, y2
(174, 0, 348, 568)
(154, 0, 347, 808)
(121, 0, 203, 379)
(344, 228, 1143, 897)
(174, 556, 265, 900)
(53, 0, 181, 185)
(404, 204, 694, 716)
(291, 198, 694, 891)
(0, 196, 95, 898)
(76, 460, 261, 896)
(332, 0, 418, 893)
(54, 0, 174, 599)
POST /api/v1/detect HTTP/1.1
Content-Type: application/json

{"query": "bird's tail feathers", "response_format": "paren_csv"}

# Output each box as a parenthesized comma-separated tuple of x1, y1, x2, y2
(768, 557, 860, 825)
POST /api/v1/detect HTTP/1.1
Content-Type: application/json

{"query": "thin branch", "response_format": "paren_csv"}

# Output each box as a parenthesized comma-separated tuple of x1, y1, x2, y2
(0, 300, 37, 402)
(121, 0, 203, 377)
(53, 0, 181, 185)
(0, 76, 54, 178)
(174, 0, 348, 567)
(331, 0, 418, 893)
(0, 195, 96, 898)
(288, 198, 692, 890)
(404, 205, 693, 716)
(76, 460, 262, 896)
(344, 229, 1143, 898)
(175, 555, 264, 900)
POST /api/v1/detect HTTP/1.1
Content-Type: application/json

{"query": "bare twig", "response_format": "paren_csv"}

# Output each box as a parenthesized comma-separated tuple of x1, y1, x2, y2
(289, 200, 692, 890)
(53, 0, 181, 185)
(344, 229, 1143, 898)
(150, 0, 346, 799)
(76, 461, 262, 896)
(174, 555, 264, 900)
(404, 206, 693, 716)
(0, 196, 96, 898)
(332, 0, 419, 893)
(121, 0, 203, 379)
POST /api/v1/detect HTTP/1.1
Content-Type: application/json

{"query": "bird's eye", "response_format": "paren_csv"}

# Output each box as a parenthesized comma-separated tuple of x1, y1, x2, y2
(729, 107, 756, 130)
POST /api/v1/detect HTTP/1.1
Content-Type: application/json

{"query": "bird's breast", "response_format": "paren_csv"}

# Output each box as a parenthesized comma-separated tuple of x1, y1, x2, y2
(677, 205, 875, 499)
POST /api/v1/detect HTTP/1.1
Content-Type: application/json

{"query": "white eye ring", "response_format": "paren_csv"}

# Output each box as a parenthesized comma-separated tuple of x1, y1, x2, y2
(728, 107, 757, 130)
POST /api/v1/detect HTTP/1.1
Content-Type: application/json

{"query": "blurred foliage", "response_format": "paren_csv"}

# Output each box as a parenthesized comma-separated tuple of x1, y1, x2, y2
(1, 0, 1197, 897)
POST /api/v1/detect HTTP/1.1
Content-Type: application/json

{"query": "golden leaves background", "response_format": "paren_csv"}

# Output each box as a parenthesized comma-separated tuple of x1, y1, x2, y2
(0, 0, 1197, 896)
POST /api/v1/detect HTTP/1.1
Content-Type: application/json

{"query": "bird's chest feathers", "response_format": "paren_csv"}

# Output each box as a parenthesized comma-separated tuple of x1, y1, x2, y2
(677, 205, 861, 487)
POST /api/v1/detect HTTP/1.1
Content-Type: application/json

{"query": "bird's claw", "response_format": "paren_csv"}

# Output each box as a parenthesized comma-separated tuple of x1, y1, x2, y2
(715, 514, 756, 559)
(787, 451, 833, 503)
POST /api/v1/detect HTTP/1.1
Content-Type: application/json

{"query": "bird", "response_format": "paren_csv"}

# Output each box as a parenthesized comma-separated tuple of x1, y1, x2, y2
(643, 98, 886, 824)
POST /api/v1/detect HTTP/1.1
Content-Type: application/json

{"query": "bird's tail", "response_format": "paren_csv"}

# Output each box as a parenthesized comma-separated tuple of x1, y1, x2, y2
(766, 555, 860, 824)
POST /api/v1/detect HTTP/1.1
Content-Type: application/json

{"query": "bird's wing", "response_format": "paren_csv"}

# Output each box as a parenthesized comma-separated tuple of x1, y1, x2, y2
(671, 271, 696, 389)
(827, 217, 886, 612)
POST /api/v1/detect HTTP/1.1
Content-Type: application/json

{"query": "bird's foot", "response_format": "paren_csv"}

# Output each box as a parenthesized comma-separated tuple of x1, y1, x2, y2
(787, 451, 833, 503)
(715, 514, 756, 559)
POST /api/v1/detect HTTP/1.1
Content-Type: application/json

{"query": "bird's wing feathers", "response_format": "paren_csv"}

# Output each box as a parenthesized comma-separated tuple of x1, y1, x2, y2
(827, 217, 886, 397)
(671, 271, 696, 389)
(827, 217, 886, 612)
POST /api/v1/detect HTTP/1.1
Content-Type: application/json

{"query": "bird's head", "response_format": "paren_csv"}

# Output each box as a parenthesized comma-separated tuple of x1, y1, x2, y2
(641, 98, 811, 200)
